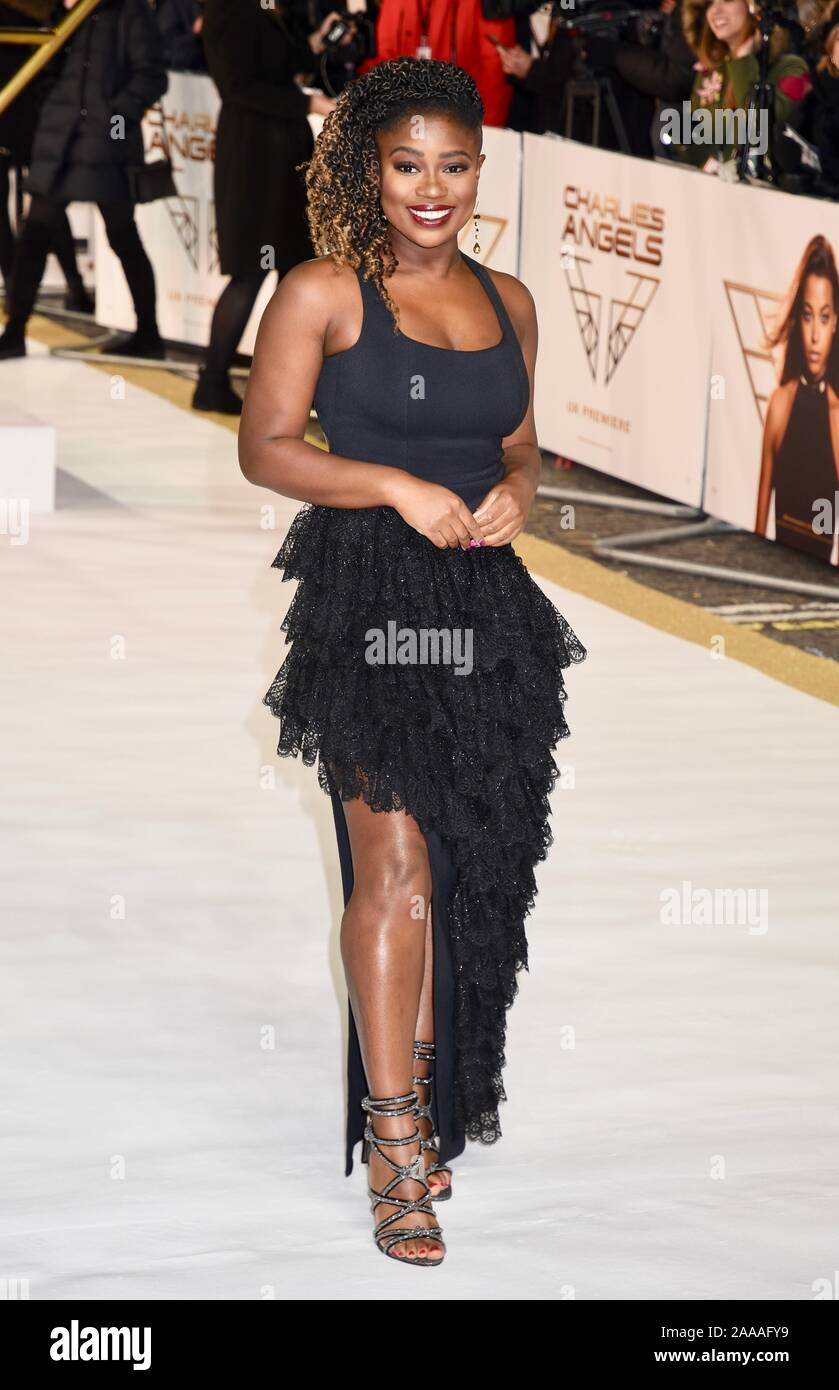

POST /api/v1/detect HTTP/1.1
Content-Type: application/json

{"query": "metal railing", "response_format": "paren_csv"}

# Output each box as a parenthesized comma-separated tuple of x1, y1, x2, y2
(0, 0, 104, 118)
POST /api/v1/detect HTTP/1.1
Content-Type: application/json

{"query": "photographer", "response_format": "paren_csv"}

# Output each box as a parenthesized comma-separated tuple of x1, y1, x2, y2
(496, 8, 575, 134)
(497, 2, 689, 152)
(301, 1, 375, 96)
(582, 0, 696, 113)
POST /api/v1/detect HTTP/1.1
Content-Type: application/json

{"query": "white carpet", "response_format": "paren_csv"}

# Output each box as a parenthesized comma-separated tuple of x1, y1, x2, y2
(1, 350, 837, 1300)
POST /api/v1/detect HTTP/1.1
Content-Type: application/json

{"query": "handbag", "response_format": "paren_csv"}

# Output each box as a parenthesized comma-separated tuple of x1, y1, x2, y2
(115, 2, 179, 204)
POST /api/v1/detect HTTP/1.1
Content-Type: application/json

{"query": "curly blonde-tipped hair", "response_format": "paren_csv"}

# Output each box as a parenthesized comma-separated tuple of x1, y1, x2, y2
(297, 56, 484, 332)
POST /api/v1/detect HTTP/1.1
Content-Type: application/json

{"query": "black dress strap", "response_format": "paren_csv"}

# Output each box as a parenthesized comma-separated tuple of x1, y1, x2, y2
(460, 251, 514, 344)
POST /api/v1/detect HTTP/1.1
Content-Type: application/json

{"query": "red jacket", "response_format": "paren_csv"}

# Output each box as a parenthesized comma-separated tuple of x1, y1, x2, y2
(359, 0, 516, 128)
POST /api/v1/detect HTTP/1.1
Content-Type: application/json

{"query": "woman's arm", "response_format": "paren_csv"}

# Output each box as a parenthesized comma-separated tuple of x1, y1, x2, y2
(239, 263, 408, 507)
(474, 275, 540, 546)
(827, 387, 839, 496)
(238, 262, 488, 550)
(756, 385, 787, 534)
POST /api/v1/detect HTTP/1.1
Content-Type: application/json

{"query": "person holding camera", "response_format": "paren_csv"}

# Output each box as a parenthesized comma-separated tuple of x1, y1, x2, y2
(194, 0, 349, 414)
(0, 0, 168, 361)
(496, 7, 575, 135)
(580, 0, 696, 153)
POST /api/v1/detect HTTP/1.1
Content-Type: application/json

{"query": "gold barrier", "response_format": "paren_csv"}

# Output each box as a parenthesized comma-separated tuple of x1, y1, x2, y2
(0, 0, 105, 117)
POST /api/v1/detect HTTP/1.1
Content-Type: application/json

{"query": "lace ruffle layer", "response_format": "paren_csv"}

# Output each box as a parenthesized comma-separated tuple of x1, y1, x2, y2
(263, 503, 587, 1145)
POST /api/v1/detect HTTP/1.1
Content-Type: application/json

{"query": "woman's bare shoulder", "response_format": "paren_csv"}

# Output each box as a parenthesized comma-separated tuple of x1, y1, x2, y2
(767, 378, 797, 413)
(278, 254, 358, 301)
(265, 255, 360, 338)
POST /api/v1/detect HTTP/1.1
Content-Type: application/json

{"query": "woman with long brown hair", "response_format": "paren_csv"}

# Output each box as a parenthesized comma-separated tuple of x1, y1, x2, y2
(238, 56, 587, 1266)
(677, 0, 810, 169)
(756, 234, 839, 562)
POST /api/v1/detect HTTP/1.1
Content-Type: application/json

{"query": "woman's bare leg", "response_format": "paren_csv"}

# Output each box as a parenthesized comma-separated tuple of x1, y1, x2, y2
(341, 791, 444, 1261)
(413, 903, 452, 1196)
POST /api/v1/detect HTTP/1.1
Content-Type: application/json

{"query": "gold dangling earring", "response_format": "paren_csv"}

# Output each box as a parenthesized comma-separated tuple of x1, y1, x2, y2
(473, 204, 481, 256)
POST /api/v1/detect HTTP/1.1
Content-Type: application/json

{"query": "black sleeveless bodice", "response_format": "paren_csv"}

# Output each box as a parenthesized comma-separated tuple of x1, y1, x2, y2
(773, 379, 837, 561)
(313, 251, 531, 512)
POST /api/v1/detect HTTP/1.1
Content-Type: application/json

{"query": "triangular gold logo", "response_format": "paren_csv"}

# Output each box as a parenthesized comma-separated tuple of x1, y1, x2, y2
(605, 272, 659, 384)
(563, 253, 601, 382)
(723, 280, 783, 425)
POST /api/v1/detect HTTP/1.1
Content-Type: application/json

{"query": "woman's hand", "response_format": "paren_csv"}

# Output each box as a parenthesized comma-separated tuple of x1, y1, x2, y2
(388, 476, 487, 550)
(308, 11, 357, 56)
(473, 473, 536, 546)
(308, 91, 338, 117)
(496, 44, 534, 80)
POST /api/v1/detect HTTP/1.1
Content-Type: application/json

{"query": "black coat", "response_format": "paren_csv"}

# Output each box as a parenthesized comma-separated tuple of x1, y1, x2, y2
(785, 68, 839, 188)
(0, 2, 57, 161)
(155, 0, 205, 72)
(23, 0, 167, 204)
(201, 0, 315, 279)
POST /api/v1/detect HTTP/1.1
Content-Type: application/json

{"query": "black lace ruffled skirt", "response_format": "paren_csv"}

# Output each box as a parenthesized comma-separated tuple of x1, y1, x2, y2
(262, 502, 587, 1175)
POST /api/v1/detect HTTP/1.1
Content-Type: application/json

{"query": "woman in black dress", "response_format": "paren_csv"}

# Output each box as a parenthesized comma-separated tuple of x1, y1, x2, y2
(194, 0, 346, 414)
(757, 234, 839, 563)
(0, 0, 167, 360)
(238, 57, 587, 1266)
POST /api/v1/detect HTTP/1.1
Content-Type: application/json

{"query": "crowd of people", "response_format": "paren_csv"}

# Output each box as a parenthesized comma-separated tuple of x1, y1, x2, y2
(0, 0, 838, 408)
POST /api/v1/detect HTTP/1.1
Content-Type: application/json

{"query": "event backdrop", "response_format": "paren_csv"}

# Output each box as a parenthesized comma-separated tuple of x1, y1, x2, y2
(93, 82, 839, 568)
(520, 135, 710, 508)
(94, 73, 522, 355)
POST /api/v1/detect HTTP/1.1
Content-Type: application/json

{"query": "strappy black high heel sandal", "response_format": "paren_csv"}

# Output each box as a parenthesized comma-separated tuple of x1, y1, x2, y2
(413, 1040, 454, 1201)
(361, 1089, 446, 1266)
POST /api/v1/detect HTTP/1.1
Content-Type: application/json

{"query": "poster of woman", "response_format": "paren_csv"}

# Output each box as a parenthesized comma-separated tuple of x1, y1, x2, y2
(703, 178, 839, 569)
(756, 235, 839, 564)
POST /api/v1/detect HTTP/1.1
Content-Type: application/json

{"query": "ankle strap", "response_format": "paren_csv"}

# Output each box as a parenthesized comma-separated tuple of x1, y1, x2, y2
(361, 1090, 417, 1118)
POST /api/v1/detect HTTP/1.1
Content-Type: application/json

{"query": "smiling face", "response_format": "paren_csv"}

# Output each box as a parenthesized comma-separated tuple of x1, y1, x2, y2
(799, 273, 837, 382)
(705, 0, 754, 51)
(374, 111, 484, 251)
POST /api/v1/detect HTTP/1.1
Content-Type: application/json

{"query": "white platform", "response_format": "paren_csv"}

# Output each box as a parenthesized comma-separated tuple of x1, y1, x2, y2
(0, 346, 837, 1301)
(0, 404, 56, 515)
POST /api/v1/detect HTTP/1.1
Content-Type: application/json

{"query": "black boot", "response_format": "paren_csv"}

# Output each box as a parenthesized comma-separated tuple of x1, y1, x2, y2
(65, 281, 96, 315)
(117, 328, 166, 360)
(1, 212, 53, 355)
(0, 326, 26, 359)
(192, 367, 243, 415)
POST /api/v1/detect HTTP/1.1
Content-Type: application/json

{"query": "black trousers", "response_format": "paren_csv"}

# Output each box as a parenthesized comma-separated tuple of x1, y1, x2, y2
(0, 163, 83, 292)
(4, 193, 158, 338)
